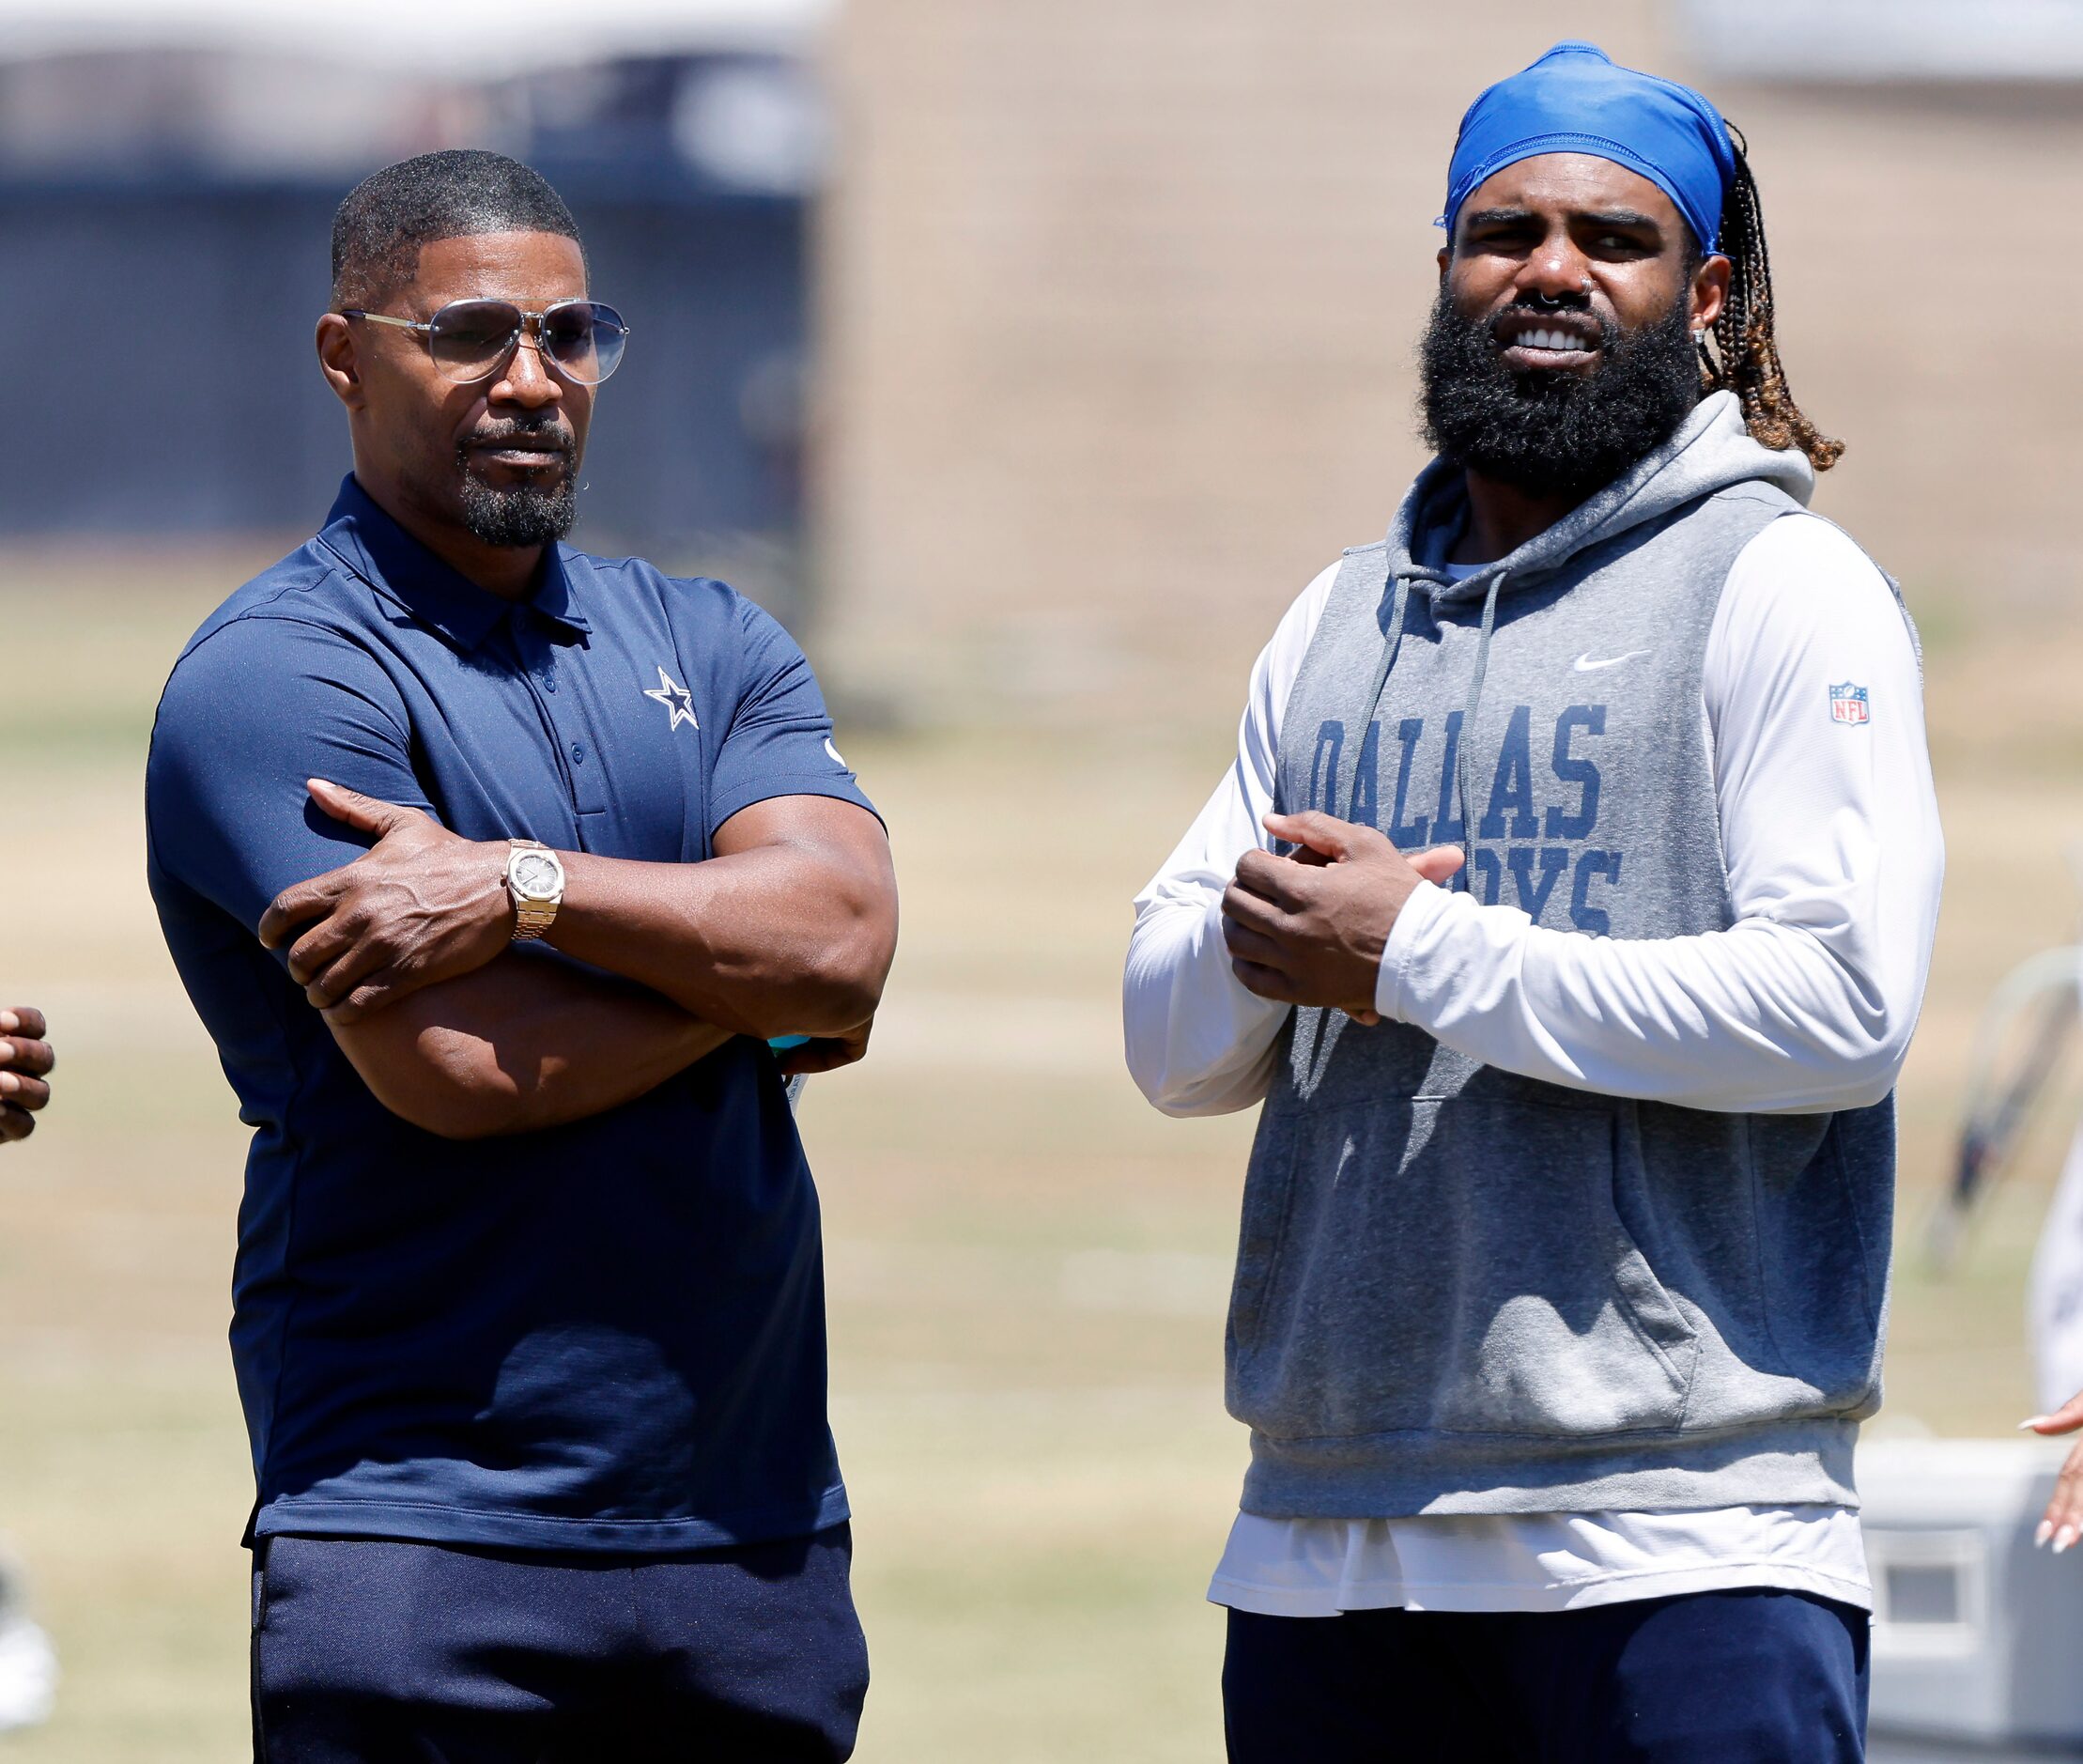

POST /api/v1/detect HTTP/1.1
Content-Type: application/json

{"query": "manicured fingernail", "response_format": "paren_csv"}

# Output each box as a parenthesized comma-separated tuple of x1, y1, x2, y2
(2022, 1417, 2053, 1431)
(0, 1013, 17, 1032)
(2057, 1527, 2076, 1555)
(0, 1074, 17, 1095)
(2037, 1521, 2055, 1547)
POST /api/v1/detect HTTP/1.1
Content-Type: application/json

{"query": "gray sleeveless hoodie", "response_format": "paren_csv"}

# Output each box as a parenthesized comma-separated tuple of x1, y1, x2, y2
(1233, 392, 1906, 1519)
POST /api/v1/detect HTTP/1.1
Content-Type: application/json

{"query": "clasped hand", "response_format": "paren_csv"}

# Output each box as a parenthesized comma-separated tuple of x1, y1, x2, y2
(1222, 812, 1464, 1024)
(256, 781, 876, 1078)
(258, 780, 513, 1024)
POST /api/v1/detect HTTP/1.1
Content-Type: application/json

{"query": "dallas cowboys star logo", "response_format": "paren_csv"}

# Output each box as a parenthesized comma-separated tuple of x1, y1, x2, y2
(642, 665, 699, 732)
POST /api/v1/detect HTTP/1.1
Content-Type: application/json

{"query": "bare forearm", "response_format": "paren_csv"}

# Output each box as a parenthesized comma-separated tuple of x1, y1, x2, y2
(268, 791, 897, 1040)
(548, 833, 896, 1038)
(332, 952, 729, 1139)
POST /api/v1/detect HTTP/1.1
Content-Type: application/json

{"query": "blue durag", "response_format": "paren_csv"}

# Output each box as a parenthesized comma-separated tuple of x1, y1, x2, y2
(1440, 41, 1735, 253)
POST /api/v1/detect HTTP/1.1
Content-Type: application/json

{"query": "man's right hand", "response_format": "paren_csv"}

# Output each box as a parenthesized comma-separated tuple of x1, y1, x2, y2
(259, 781, 514, 1024)
(0, 1007, 54, 1144)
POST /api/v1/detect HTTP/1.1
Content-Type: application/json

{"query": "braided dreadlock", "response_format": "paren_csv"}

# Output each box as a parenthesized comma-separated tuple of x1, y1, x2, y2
(1695, 124, 1843, 471)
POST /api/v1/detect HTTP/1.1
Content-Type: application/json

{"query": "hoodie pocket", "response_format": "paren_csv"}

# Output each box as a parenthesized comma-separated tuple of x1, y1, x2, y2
(1231, 1093, 1698, 1441)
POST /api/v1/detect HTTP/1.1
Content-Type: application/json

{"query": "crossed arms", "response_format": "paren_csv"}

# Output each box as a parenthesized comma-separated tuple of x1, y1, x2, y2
(259, 781, 897, 1140)
(146, 606, 897, 1143)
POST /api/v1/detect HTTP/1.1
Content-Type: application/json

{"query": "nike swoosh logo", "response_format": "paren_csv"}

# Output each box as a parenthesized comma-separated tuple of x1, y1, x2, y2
(1573, 649, 1651, 672)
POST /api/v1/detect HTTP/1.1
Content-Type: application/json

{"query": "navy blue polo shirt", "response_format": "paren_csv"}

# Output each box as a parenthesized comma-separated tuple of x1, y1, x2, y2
(145, 476, 876, 1553)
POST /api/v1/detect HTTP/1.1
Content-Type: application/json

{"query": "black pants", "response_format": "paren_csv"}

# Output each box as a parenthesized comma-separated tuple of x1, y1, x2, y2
(1224, 1588, 1869, 1763)
(251, 1525, 867, 1763)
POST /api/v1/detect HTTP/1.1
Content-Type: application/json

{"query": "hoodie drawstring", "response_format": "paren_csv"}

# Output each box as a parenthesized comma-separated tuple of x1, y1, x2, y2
(1331, 573, 1412, 825)
(1452, 570, 1506, 896)
(1292, 569, 1412, 1089)
(1333, 565, 1504, 899)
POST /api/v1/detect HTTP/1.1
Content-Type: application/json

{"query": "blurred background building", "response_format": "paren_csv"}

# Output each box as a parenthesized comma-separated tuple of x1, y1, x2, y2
(2, 0, 2073, 712)
(821, 0, 2083, 720)
(0, 0, 831, 614)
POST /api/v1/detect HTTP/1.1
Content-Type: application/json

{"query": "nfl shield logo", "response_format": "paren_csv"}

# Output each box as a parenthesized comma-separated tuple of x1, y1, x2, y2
(1829, 682, 1870, 725)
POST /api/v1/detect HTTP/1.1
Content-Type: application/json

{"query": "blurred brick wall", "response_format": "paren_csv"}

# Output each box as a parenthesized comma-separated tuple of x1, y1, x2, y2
(815, 1, 2080, 723)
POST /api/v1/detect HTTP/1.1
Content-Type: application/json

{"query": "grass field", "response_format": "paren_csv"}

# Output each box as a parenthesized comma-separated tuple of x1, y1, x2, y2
(0, 556, 2077, 1757)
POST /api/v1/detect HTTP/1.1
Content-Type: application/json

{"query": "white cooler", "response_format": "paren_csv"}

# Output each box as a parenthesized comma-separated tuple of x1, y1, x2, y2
(1859, 1438, 2083, 1750)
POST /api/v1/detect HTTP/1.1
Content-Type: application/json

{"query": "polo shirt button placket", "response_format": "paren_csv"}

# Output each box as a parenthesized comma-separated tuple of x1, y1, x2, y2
(512, 619, 595, 826)
(533, 642, 608, 824)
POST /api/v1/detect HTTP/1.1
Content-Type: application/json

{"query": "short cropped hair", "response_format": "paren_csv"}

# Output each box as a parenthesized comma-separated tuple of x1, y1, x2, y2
(331, 149, 584, 310)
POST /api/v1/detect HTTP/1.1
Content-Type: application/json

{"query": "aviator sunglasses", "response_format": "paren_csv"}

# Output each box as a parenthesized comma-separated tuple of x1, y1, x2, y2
(338, 297, 631, 386)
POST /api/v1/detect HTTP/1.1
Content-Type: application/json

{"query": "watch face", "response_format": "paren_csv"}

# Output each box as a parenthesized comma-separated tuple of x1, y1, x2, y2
(513, 852, 560, 899)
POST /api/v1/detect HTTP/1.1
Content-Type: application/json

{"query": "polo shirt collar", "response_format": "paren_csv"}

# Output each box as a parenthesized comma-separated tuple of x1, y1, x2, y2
(316, 474, 591, 651)
(530, 544, 591, 638)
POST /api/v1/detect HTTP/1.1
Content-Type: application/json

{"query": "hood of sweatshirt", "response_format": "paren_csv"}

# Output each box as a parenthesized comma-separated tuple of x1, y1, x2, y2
(1383, 390, 1813, 607)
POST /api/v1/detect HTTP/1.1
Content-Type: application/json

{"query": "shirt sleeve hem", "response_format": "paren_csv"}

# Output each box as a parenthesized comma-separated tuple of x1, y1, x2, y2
(705, 774, 883, 842)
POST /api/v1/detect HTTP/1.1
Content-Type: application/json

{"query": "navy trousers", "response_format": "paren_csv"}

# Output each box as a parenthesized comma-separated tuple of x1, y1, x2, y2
(1224, 1588, 1869, 1763)
(251, 1525, 867, 1763)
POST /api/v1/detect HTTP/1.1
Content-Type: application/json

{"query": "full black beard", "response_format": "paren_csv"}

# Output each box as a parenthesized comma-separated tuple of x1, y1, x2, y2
(1419, 289, 1702, 500)
(455, 423, 579, 548)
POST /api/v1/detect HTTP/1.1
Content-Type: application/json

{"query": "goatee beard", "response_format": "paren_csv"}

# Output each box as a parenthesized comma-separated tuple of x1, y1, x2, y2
(1419, 289, 1703, 501)
(456, 473, 579, 549)
(455, 422, 580, 548)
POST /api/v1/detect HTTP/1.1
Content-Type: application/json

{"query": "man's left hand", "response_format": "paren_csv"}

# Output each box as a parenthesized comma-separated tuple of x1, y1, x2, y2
(775, 1016, 876, 1078)
(1222, 812, 1464, 1022)
(259, 780, 514, 1024)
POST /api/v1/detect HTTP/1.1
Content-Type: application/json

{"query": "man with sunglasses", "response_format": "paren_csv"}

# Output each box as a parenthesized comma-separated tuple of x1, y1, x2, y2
(146, 150, 895, 1760)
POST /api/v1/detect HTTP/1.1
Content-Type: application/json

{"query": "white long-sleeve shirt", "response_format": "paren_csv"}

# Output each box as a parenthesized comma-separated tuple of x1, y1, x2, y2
(1126, 512, 1942, 1123)
(1124, 511, 1943, 1617)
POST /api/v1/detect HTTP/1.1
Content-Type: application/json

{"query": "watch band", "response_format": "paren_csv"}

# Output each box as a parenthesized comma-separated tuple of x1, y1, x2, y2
(506, 838, 563, 942)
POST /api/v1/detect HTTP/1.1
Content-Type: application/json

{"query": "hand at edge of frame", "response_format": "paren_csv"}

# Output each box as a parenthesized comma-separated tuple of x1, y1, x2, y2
(2024, 1393, 2083, 1555)
(0, 1006, 54, 1144)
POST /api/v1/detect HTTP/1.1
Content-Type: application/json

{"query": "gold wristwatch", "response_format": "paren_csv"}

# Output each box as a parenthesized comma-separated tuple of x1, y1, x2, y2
(504, 839, 566, 941)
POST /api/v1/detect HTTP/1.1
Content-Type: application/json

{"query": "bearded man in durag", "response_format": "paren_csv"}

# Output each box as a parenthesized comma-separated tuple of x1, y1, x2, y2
(1125, 42, 1943, 1762)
